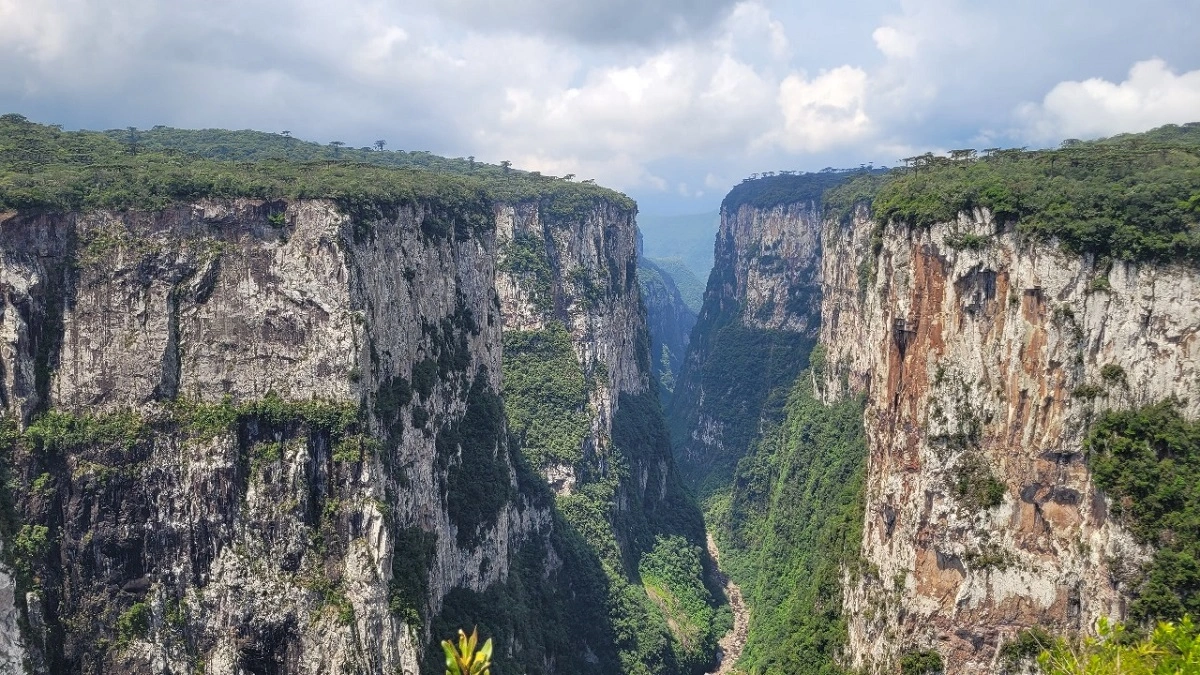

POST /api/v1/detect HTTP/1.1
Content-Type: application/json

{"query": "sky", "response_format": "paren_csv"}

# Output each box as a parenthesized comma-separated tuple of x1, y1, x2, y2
(1, 0, 1199, 214)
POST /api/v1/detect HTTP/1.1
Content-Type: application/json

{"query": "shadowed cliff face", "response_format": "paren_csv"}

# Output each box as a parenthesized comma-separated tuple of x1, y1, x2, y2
(0, 195, 696, 675)
(669, 202, 823, 494)
(821, 208, 1200, 672)
(637, 257, 696, 402)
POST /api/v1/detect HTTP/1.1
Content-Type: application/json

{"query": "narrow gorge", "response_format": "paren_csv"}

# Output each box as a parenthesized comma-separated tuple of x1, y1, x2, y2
(2, 114, 1199, 675)
(668, 125, 1200, 673)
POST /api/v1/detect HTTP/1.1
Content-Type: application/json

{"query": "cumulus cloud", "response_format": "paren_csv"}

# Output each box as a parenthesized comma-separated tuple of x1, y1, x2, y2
(1018, 59, 1200, 141)
(871, 26, 916, 60)
(772, 66, 871, 152)
(0, 0, 1198, 212)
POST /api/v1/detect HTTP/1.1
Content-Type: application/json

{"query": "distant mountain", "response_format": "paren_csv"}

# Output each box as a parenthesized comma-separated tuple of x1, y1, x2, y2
(646, 256, 705, 314)
(637, 211, 719, 283)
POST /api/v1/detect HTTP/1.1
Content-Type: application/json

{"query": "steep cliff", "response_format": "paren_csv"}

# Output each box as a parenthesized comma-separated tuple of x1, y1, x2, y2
(637, 258, 696, 400)
(677, 128, 1200, 675)
(0, 117, 716, 675)
(821, 207, 1200, 672)
(669, 173, 847, 494)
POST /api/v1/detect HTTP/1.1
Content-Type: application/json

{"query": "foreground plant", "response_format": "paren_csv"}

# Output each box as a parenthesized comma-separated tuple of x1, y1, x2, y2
(442, 628, 494, 675)
(1037, 616, 1199, 674)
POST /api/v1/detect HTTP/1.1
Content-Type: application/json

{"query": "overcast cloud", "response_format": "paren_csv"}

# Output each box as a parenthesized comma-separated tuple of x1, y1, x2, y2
(1, 0, 1198, 213)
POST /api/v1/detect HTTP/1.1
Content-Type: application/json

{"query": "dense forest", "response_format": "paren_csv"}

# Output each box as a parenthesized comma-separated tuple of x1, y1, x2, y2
(823, 123, 1200, 263)
(0, 114, 632, 219)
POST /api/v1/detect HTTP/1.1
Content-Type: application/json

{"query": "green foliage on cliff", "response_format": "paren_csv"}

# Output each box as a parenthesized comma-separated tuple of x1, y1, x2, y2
(501, 324, 591, 470)
(0, 114, 634, 220)
(673, 321, 814, 495)
(168, 394, 358, 440)
(846, 125, 1200, 264)
(1036, 615, 1200, 674)
(721, 171, 863, 214)
(900, 650, 944, 674)
(23, 410, 148, 453)
(639, 535, 727, 673)
(498, 233, 556, 313)
(438, 374, 514, 548)
(711, 374, 867, 675)
(1086, 399, 1200, 623)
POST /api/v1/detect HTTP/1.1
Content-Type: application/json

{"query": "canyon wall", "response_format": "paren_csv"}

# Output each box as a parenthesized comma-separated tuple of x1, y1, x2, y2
(821, 209, 1200, 671)
(0, 193, 688, 675)
(669, 202, 823, 492)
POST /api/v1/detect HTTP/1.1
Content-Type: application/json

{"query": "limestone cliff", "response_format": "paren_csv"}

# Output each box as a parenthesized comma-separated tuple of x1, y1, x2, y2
(669, 200, 824, 492)
(637, 257, 695, 400)
(820, 209, 1200, 672)
(0, 190, 695, 674)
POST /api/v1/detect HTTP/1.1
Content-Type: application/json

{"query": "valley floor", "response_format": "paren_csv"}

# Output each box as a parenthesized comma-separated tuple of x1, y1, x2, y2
(706, 533, 749, 675)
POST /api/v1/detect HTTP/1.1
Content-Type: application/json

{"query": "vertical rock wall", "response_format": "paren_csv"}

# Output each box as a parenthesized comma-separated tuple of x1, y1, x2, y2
(669, 202, 823, 490)
(0, 194, 655, 675)
(821, 209, 1200, 672)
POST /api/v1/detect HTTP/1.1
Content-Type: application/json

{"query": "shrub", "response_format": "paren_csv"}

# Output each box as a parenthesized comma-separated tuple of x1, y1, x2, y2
(1037, 616, 1200, 674)
(900, 649, 944, 674)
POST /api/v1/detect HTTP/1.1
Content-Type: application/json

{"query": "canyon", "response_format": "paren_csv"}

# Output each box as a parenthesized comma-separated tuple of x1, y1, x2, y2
(2, 117, 1199, 675)
(669, 136, 1200, 673)
(0, 122, 713, 675)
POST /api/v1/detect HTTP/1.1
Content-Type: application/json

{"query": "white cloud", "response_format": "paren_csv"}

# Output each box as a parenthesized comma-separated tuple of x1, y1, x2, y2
(1, 0, 1198, 212)
(771, 66, 871, 152)
(872, 26, 916, 60)
(1018, 59, 1200, 141)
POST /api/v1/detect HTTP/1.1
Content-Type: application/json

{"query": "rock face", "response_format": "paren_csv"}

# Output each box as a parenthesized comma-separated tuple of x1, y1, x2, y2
(637, 257, 695, 398)
(0, 194, 671, 674)
(820, 209, 1200, 672)
(669, 203, 822, 490)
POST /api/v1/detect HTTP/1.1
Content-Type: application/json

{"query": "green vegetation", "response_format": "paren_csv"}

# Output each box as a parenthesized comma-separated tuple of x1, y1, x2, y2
(498, 233, 555, 313)
(711, 374, 867, 675)
(0, 115, 633, 224)
(1100, 364, 1127, 385)
(433, 379, 715, 675)
(442, 628, 494, 675)
(11, 523, 50, 576)
(722, 171, 862, 214)
(501, 324, 590, 470)
(1086, 400, 1200, 623)
(1000, 626, 1053, 672)
(639, 536, 725, 673)
(169, 393, 358, 440)
(944, 231, 991, 251)
(835, 126, 1200, 264)
(951, 455, 1007, 510)
(1036, 616, 1199, 674)
(23, 410, 147, 453)
(116, 602, 151, 646)
(900, 649, 944, 674)
(437, 374, 513, 548)
(390, 526, 439, 626)
(428, 528, 617, 675)
(673, 322, 814, 495)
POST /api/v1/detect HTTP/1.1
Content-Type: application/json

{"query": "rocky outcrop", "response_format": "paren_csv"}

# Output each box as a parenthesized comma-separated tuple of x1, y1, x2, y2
(0, 192, 669, 674)
(0, 543, 27, 673)
(821, 209, 1200, 672)
(669, 202, 823, 491)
